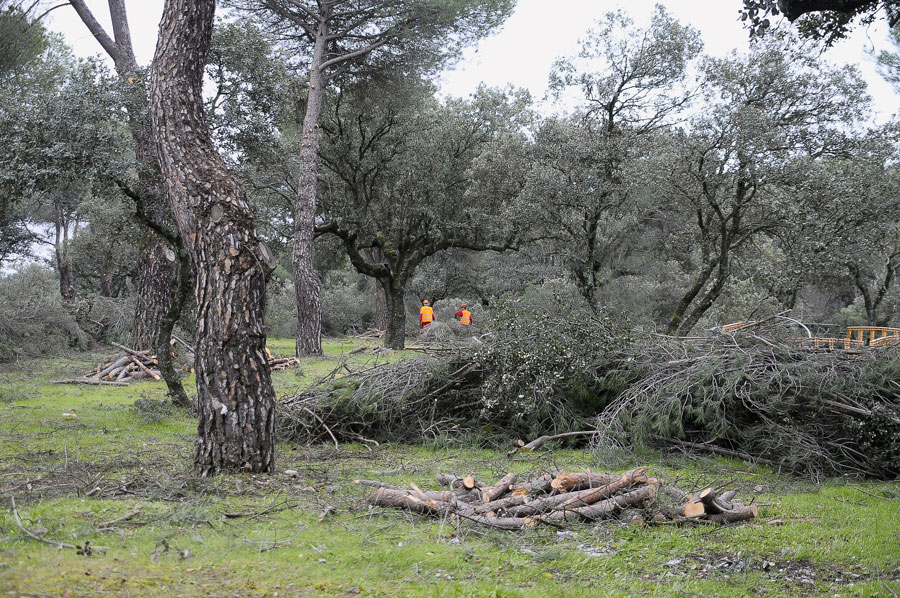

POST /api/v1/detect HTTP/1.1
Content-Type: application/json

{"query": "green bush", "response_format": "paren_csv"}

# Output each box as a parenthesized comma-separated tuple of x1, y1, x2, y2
(0, 265, 86, 362)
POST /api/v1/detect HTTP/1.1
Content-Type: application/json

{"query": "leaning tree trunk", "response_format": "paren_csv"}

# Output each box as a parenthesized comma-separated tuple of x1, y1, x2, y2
(291, 18, 329, 357)
(151, 0, 276, 474)
(383, 281, 407, 350)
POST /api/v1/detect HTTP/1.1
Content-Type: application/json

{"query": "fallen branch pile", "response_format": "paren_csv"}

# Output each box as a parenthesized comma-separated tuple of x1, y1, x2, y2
(364, 468, 756, 529)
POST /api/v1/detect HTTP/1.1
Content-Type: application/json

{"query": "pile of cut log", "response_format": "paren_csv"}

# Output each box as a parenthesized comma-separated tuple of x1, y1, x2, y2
(363, 468, 757, 529)
(53, 343, 163, 387)
(265, 348, 301, 370)
(355, 329, 385, 339)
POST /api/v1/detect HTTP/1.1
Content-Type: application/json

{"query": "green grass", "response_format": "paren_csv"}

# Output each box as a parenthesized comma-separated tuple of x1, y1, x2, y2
(0, 340, 898, 597)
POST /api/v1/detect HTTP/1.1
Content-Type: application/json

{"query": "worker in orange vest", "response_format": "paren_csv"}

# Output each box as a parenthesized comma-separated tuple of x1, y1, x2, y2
(455, 303, 473, 326)
(419, 299, 435, 329)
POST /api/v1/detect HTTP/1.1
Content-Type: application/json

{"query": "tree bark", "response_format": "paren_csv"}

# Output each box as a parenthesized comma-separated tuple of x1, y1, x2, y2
(383, 281, 407, 350)
(132, 238, 176, 347)
(151, 0, 276, 475)
(292, 14, 329, 357)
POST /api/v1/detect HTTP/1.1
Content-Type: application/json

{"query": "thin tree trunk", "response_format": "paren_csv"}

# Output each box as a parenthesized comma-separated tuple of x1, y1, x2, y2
(292, 18, 329, 357)
(132, 238, 176, 347)
(156, 249, 192, 409)
(383, 281, 407, 350)
(151, 0, 276, 474)
(667, 258, 717, 334)
(364, 247, 388, 329)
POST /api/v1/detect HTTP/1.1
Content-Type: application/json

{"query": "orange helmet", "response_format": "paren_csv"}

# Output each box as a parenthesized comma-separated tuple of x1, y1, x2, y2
(461, 303, 467, 308)
(422, 299, 429, 305)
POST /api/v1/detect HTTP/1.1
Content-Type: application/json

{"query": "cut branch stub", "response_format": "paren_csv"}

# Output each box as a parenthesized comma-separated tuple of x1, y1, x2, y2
(258, 241, 277, 270)
(550, 472, 620, 492)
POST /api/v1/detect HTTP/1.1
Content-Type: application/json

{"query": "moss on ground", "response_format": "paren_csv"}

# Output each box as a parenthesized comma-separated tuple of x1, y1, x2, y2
(0, 339, 898, 597)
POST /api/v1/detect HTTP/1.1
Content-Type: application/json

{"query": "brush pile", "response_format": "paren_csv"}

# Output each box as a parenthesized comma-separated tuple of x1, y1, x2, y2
(363, 468, 756, 529)
(595, 322, 900, 478)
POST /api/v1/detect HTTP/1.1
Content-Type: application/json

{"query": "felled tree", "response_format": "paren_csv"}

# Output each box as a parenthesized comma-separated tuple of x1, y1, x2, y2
(317, 82, 529, 349)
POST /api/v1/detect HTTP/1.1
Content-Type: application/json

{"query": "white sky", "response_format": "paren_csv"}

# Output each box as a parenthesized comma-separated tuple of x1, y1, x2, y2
(44, 0, 899, 121)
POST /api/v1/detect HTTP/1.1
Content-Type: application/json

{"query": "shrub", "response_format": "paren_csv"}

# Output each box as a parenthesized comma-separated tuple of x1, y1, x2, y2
(0, 265, 86, 362)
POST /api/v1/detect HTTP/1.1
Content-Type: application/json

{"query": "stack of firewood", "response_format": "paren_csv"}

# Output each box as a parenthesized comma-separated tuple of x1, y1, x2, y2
(264, 348, 301, 370)
(79, 343, 162, 385)
(363, 468, 757, 529)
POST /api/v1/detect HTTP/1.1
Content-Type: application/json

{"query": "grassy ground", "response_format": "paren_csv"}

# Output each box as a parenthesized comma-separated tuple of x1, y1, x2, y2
(0, 339, 898, 597)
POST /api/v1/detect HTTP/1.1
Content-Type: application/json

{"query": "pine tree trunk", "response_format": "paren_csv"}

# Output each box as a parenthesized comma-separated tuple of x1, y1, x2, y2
(151, 0, 276, 475)
(383, 282, 407, 350)
(292, 19, 329, 357)
(132, 238, 176, 347)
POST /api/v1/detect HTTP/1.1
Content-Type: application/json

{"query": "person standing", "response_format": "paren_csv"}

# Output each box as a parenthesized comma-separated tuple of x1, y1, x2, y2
(455, 303, 473, 326)
(419, 299, 435, 329)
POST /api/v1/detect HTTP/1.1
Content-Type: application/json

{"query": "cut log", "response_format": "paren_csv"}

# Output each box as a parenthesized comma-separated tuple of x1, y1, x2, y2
(472, 494, 531, 515)
(110, 342, 155, 364)
(367, 488, 536, 530)
(509, 473, 554, 496)
(550, 472, 620, 492)
(462, 475, 477, 490)
(97, 356, 130, 379)
(542, 483, 658, 523)
(52, 379, 129, 387)
(480, 473, 517, 504)
(706, 504, 758, 524)
(719, 490, 737, 504)
(131, 356, 161, 381)
(684, 500, 706, 518)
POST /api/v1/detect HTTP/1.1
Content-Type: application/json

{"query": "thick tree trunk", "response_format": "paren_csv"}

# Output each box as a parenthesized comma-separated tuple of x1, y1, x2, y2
(383, 281, 407, 350)
(151, 0, 276, 474)
(292, 20, 329, 357)
(58, 260, 75, 301)
(132, 239, 176, 347)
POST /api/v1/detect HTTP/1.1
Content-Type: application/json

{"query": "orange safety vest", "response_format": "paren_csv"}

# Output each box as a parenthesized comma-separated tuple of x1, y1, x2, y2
(459, 309, 472, 325)
(420, 305, 434, 323)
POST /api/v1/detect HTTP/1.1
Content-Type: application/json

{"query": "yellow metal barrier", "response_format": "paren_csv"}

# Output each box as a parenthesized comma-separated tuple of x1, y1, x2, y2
(845, 327, 900, 346)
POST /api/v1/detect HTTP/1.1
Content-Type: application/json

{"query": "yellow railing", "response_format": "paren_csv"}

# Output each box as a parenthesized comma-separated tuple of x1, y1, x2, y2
(845, 327, 900, 346)
(797, 337, 864, 350)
